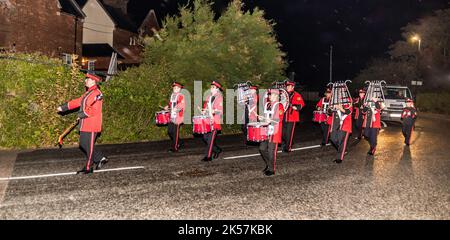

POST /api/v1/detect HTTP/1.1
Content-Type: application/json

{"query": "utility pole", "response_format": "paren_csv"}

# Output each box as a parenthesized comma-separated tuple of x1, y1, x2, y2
(329, 45, 333, 83)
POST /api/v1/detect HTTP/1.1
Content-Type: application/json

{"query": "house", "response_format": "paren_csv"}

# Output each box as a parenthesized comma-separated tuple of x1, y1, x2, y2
(0, 0, 85, 57)
(75, 0, 160, 70)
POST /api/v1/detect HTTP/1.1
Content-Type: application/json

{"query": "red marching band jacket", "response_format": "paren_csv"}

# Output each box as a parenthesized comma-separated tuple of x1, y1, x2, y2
(284, 91, 305, 122)
(362, 102, 382, 129)
(168, 93, 185, 125)
(401, 107, 417, 120)
(203, 93, 223, 131)
(263, 101, 285, 143)
(60, 85, 103, 132)
(316, 97, 331, 123)
(327, 104, 353, 133)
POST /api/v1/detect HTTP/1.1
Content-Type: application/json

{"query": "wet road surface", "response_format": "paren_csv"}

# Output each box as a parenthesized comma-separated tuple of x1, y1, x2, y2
(0, 113, 449, 219)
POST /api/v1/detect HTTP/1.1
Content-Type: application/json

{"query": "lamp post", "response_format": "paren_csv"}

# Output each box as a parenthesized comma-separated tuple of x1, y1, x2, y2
(411, 35, 421, 52)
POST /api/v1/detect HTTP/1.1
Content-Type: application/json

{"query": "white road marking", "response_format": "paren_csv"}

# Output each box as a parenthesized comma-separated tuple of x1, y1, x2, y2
(0, 166, 145, 181)
(224, 144, 331, 160)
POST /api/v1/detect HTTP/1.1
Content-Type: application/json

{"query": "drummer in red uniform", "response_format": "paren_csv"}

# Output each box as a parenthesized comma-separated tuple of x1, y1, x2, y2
(242, 85, 259, 145)
(282, 80, 305, 152)
(362, 97, 385, 155)
(57, 73, 108, 174)
(353, 89, 366, 140)
(327, 97, 352, 164)
(259, 89, 284, 176)
(163, 82, 186, 152)
(401, 98, 417, 146)
(316, 88, 332, 146)
(201, 81, 224, 161)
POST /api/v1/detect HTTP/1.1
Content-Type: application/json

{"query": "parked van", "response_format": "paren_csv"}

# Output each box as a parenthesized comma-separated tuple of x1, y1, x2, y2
(381, 85, 413, 122)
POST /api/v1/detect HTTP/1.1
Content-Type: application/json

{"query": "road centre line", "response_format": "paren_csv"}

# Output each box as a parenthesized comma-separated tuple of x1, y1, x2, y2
(0, 166, 145, 181)
(224, 144, 330, 160)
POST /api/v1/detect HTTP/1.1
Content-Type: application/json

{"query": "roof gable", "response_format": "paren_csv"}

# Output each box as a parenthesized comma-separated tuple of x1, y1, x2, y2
(139, 9, 160, 35)
(58, 0, 86, 18)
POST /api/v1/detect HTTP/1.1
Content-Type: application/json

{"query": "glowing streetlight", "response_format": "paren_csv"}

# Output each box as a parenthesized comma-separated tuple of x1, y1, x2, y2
(411, 35, 421, 52)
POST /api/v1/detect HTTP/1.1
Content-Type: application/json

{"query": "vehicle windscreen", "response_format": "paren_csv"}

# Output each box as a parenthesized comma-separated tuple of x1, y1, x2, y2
(383, 88, 412, 100)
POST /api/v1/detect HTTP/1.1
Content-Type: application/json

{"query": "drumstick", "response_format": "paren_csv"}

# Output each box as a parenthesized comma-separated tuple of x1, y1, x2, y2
(256, 114, 278, 124)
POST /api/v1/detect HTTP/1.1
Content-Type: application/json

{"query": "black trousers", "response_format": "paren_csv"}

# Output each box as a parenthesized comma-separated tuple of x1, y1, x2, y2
(353, 115, 364, 138)
(364, 128, 379, 154)
(202, 130, 221, 158)
(241, 106, 250, 144)
(259, 141, 278, 172)
(241, 124, 248, 144)
(79, 131, 104, 171)
(330, 130, 350, 161)
(320, 122, 330, 145)
(282, 121, 296, 151)
(402, 123, 414, 145)
(168, 122, 183, 150)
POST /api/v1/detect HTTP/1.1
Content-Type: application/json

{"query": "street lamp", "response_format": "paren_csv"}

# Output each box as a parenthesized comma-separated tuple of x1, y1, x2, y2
(411, 35, 421, 52)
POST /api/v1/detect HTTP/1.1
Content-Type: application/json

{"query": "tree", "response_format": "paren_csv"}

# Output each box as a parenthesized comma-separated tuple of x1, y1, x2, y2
(355, 8, 450, 90)
(141, 0, 286, 89)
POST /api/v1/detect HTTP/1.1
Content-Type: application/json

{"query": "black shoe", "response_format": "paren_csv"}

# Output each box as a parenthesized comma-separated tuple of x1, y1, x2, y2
(264, 170, 275, 176)
(213, 149, 223, 159)
(177, 142, 184, 149)
(202, 157, 212, 162)
(320, 143, 326, 147)
(96, 157, 108, 170)
(262, 166, 268, 173)
(367, 151, 374, 156)
(168, 148, 178, 153)
(77, 167, 94, 174)
(333, 159, 343, 164)
(282, 148, 290, 153)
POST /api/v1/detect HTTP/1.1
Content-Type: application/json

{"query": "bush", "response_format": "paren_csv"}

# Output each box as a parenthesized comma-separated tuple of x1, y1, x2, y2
(0, 53, 84, 149)
(416, 92, 450, 114)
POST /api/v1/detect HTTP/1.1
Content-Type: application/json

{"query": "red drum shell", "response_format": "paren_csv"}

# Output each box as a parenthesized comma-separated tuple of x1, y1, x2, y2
(155, 111, 170, 125)
(193, 116, 212, 134)
(247, 123, 268, 142)
(313, 111, 327, 123)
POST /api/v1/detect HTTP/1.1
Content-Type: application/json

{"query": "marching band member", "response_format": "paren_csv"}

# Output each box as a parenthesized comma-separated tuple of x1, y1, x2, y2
(362, 97, 385, 155)
(57, 73, 108, 174)
(327, 98, 352, 164)
(353, 89, 366, 140)
(242, 85, 258, 145)
(316, 88, 332, 146)
(259, 89, 285, 176)
(282, 80, 305, 152)
(401, 98, 417, 146)
(164, 82, 185, 152)
(201, 81, 224, 161)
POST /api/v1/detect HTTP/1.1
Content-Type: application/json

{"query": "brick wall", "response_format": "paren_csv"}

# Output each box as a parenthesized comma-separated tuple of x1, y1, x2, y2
(0, 0, 83, 56)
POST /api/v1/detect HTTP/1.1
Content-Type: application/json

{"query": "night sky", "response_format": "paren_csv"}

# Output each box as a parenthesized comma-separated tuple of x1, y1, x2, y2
(128, 0, 450, 90)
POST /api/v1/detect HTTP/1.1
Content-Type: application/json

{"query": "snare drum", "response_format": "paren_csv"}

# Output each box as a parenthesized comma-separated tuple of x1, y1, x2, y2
(313, 111, 327, 123)
(247, 123, 268, 142)
(155, 111, 170, 125)
(193, 115, 212, 134)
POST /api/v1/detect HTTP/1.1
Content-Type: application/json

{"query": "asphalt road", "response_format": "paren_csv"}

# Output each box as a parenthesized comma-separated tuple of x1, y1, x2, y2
(0, 113, 449, 220)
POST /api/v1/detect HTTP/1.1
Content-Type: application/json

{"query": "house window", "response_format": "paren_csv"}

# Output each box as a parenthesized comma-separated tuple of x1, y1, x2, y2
(88, 61, 95, 71)
(62, 53, 72, 65)
(130, 37, 137, 46)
